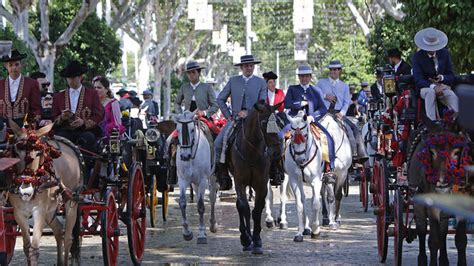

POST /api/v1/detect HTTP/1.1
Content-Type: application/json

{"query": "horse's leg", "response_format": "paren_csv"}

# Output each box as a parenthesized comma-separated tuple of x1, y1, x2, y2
(325, 182, 337, 230)
(415, 205, 428, 266)
(47, 213, 64, 266)
(196, 176, 208, 244)
(264, 181, 275, 228)
(310, 178, 323, 238)
(278, 174, 289, 229)
(455, 219, 467, 266)
(251, 180, 268, 254)
(13, 209, 32, 265)
(178, 178, 193, 241)
(321, 182, 329, 226)
(290, 177, 305, 242)
(235, 183, 252, 250)
(428, 217, 441, 266)
(438, 216, 449, 265)
(30, 206, 48, 266)
(63, 202, 80, 266)
(209, 173, 218, 233)
(333, 177, 345, 229)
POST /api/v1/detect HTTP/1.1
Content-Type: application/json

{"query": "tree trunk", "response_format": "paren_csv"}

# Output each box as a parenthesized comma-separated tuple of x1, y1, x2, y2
(153, 57, 162, 118)
(376, 0, 405, 21)
(163, 61, 171, 119)
(346, 0, 370, 37)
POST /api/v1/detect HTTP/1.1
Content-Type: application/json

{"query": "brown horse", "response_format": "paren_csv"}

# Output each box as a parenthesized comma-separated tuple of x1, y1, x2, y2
(9, 121, 82, 265)
(228, 102, 282, 254)
(408, 124, 471, 266)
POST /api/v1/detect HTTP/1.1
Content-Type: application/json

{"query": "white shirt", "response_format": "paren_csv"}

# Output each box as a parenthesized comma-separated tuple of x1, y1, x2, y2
(243, 75, 253, 83)
(267, 89, 275, 105)
(191, 81, 200, 101)
(299, 83, 309, 92)
(394, 60, 402, 73)
(69, 86, 82, 113)
(8, 75, 21, 102)
(330, 78, 339, 87)
(377, 81, 383, 94)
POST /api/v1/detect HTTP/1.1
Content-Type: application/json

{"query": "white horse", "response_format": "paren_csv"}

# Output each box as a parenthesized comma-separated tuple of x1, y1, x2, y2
(318, 113, 353, 230)
(175, 111, 217, 244)
(264, 173, 290, 229)
(284, 111, 324, 242)
(8, 122, 82, 265)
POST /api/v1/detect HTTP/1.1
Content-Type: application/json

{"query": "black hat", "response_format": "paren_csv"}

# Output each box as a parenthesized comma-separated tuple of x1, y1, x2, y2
(234, 55, 261, 66)
(375, 67, 384, 77)
(185, 60, 205, 72)
(0, 49, 27, 62)
(60, 60, 88, 78)
(128, 90, 137, 97)
(116, 88, 129, 95)
(130, 96, 142, 107)
(387, 48, 402, 58)
(262, 71, 278, 81)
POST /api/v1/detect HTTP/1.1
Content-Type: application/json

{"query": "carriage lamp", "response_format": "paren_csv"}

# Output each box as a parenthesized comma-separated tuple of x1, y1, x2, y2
(382, 65, 396, 97)
(0, 40, 12, 58)
(109, 129, 121, 154)
(145, 128, 160, 143)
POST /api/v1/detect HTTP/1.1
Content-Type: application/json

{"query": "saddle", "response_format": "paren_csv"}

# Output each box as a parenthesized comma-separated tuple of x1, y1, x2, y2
(285, 123, 329, 163)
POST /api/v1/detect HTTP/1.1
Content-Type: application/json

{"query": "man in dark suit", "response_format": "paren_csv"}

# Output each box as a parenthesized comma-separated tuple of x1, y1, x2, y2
(0, 49, 41, 127)
(387, 48, 412, 76)
(370, 67, 384, 102)
(412, 27, 457, 121)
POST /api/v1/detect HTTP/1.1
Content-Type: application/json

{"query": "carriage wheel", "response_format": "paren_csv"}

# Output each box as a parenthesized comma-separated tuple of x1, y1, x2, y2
(0, 221, 17, 265)
(394, 189, 404, 266)
(101, 191, 119, 266)
(149, 174, 158, 228)
(127, 164, 147, 265)
(376, 159, 389, 263)
(162, 189, 169, 222)
(359, 166, 369, 212)
(343, 176, 349, 197)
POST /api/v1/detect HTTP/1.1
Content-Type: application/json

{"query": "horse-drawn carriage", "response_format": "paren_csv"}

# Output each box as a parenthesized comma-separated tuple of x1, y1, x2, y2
(0, 115, 177, 265)
(368, 72, 474, 265)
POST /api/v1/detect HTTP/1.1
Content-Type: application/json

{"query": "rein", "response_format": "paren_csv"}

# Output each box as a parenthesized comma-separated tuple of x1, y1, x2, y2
(289, 124, 319, 182)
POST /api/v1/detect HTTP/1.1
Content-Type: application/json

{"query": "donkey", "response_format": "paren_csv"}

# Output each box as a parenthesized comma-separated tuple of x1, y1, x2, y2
(8, 121, 82, 265)
(318, 113, 353, 230)
(228, 102, 282, 254)
(175, 111, 218, 244)
(284, 111, 324, 241)
(409, 124, 471, 266)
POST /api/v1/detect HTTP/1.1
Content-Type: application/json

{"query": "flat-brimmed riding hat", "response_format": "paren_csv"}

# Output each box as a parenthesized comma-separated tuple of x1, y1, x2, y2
(296, 64, 312, 75)
(116, 88, 129, 95)
(327, 60, 343, 69)
(0, 49, 27, 62)
(185, 60, 205, 72)
(142, 89, 153, 95)
(414, 27, 448, 52)
(387, 48, 402, 58)
(262, 71, 278, 81)
(361, 81, 369, 87)
(60, 60, 88, 78)
(234, 55, 261, 66)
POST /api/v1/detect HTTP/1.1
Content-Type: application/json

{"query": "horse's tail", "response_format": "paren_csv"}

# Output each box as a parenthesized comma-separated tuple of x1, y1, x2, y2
(70, 205, 81, 263)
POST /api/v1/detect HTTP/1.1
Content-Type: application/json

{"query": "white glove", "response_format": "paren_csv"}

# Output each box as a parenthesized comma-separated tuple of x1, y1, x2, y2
(306, 115, 314, 123)
(300, 100, 308, 107)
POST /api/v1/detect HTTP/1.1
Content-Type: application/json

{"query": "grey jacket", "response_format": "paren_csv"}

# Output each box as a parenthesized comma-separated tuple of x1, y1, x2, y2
(217, 75, 267, 119)
(174, 82, 219, 117)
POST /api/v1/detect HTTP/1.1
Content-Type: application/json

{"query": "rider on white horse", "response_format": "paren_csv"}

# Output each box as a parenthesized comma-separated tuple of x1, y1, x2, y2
(168, 60, 219, 185)
(284, 64, 336, 177)
(316, 60, 368, 163)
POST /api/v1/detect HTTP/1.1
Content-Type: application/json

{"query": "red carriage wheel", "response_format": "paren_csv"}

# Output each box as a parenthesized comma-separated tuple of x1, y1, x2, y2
(149, 174, 158, 228)
(394, 189, 404, 266)
(127, 164, 147, 265)
(375, 159, 389, 263)
(5, 222, 17, 264)
(102, 191, 119, 266)
(359, 165, 369, 212)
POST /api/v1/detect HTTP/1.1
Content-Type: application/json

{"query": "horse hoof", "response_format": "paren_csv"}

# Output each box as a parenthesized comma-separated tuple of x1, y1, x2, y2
(266, 221, 274, 228)
(243, 243, 253, 251)
(303, 228, 312, 235)
(252, 246, 263, 255)
(197, 237, 207, 244)
(311, 231, 321, 239)
(329, 223, 339, 230)
(210, 224, 218, 233)
(293, 235, 304, 242)
(336, 219, 341, 225)
(183, 232, 193, 241)
(322, 218, 329, 226)
(279, 222, 288, 230)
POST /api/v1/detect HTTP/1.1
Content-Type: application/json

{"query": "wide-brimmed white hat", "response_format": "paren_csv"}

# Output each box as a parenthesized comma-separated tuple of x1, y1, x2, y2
(296, 64, 312, 75)
(326, 60, 343, 69)
(414, 27, 448, 52)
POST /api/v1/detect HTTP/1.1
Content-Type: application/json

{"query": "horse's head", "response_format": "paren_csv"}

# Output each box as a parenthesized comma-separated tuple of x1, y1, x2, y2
(10, 121, 59, 201)
(416, 129, 471, 193)
(175, 110, 197, 161)
(252, 101, 283, 158)
(286, 110, 311, 165)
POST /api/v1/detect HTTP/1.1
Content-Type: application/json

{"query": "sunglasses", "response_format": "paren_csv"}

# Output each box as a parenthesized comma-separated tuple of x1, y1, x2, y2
(41, 82, 50, 88)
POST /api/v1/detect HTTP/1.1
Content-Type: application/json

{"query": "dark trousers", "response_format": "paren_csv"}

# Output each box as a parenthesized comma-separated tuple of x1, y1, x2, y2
(55, 129, 99, 153)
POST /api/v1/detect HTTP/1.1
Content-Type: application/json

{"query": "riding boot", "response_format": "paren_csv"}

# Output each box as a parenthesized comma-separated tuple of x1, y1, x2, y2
(216, 162, 232, 190)
(269, 159, 284, 186)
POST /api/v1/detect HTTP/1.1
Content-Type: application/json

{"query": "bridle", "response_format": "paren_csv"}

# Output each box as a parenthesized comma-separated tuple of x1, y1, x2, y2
(289, 123, 319, 169)
(177, 119, 201, 160)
